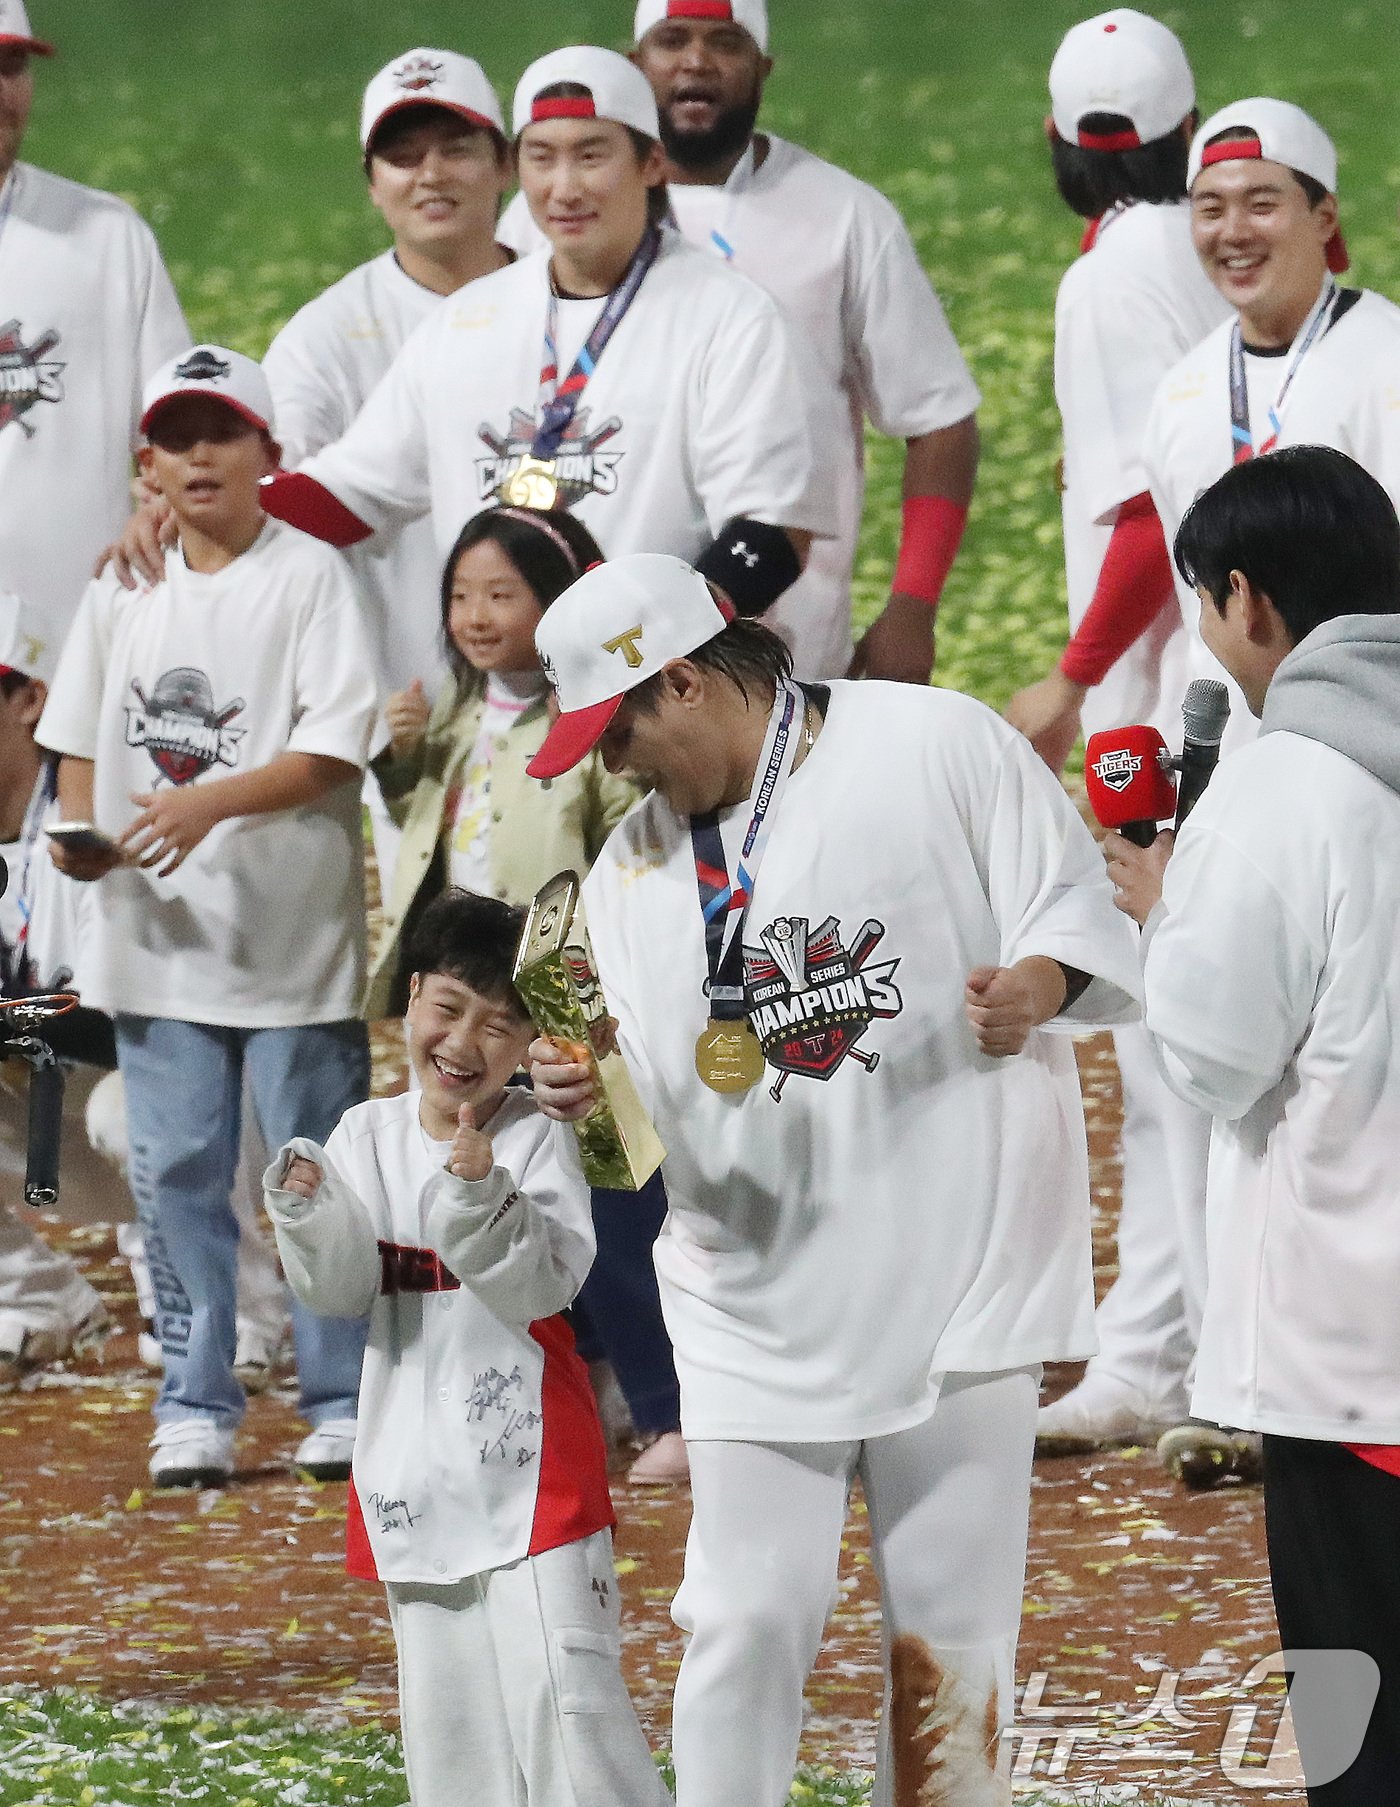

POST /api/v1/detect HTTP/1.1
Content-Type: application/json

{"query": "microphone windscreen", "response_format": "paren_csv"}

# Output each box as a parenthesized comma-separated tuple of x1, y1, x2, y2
(1182, 677, 1230, 746)
(1085, 726, 1177, 830)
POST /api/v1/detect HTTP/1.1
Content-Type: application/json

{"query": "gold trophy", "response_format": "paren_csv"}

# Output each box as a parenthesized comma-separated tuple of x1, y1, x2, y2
(513, 871, 665, 1191)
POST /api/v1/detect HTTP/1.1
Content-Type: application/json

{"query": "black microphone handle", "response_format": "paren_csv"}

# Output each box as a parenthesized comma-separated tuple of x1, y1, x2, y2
(25, 1056, 64, 1208)
(1174, 743, 1220, 831)
(1117, 820, 1161, 848)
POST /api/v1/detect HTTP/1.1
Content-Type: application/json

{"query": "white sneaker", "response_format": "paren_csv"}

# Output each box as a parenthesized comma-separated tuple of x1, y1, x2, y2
(294, 1417, 356, 1482)
(0, 1302, 111, 1391)
(150, 1419, 235, 1489)
(234, 1325, 286, 1395)
(1036, 1370, 1189, 1456)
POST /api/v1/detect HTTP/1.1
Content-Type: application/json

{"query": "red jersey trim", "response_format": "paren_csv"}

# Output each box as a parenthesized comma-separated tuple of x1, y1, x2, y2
(1346, 1442, 1400, 1479)
(345, 1476, 380, 1581)
(527, 1314, 615, 1557)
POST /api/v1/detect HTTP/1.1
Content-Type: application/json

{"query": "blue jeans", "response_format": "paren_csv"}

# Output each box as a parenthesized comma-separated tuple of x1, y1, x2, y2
(115, 1014, 370, 1431)
(575, 1169, 680, 1436)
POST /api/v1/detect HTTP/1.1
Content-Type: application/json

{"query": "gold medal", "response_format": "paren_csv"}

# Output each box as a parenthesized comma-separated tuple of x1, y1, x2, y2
(695, 1019, 766, 1093)
(501, 455, 560, 510)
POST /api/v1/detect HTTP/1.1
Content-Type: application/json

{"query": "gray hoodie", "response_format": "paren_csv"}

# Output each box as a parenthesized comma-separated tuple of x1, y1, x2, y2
(1260, 611, 1400, 797)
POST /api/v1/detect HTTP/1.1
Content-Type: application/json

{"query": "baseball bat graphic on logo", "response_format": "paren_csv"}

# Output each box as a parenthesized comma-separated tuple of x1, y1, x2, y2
(130, 679, 244, 728)
(767, 918, 886, 1102)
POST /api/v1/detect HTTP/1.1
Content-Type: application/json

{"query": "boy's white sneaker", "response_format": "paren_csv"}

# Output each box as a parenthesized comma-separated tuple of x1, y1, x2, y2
(1036, 1370, 1189, 1455)
(149, 1419, 235, 1489)
(293, 1417, 356, 1482)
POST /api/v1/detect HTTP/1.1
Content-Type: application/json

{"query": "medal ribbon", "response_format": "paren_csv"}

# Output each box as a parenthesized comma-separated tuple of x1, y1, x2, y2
(1228, 278, 1338, 464)
(690, 678, 804, 1021)
(534, 225, 663, 459)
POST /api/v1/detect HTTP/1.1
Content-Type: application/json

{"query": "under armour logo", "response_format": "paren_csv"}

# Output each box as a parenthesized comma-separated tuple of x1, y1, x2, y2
(731, 541, 759, 568)
(602, 626, 646, 668)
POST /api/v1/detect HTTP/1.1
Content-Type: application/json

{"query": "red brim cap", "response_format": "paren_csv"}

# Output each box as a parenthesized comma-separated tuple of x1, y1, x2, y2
(366, 100, 503, 151)
(526, 694, 624, 780)
(0, 32, 54, 53)
(139, 394, 270, 436)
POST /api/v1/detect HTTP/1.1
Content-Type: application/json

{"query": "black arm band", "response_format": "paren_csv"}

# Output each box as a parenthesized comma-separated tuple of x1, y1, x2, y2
(1055, 962, 1094, 1010)
(694, 518, 802, 617)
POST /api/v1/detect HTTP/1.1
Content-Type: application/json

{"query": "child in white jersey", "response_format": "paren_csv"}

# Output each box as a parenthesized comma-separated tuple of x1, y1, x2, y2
(264, 890, 669, 1807)
(38, 345, 379, 1489)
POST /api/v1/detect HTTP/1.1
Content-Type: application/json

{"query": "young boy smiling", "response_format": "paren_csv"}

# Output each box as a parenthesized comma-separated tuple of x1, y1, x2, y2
(263, 890, 667, 1807)
(38, 345, 379, 1487)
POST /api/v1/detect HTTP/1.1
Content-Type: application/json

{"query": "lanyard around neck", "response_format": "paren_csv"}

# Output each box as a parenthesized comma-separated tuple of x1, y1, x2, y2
(1229, 278, 1338, 463)
(534, 225, 662, 459)
(690, 677, 805, 1021)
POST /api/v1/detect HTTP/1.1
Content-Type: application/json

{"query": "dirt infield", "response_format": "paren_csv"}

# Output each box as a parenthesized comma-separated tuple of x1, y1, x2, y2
(0, 1036, 1301, 1800)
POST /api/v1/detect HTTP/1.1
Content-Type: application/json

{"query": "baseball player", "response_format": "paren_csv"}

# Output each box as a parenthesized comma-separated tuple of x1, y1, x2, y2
(264, 890, 669, 1807)
(497, 0, 979, 684)
(263, 49, 513, 738)
(527, 554, 1142, 1804)
(0, 0, 187, 648)
(1006, 12, 1228, 1458)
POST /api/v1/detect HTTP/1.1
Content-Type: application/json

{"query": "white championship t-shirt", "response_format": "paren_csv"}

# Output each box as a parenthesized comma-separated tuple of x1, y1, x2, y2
(0, 163, 188, 649)
(1146, 284, 1400, 740)
(1055, 200, 1229, 738)
(263, 251, 450, 699)
(299, 228, 827, 578)
(37, 519, 379, 1027)
(502, 140, 979, 678)
(582, 681, 1142, 1441)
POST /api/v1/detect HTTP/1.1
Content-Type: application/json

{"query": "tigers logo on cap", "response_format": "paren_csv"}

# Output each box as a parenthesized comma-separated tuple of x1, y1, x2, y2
(360, 48, 505, 152)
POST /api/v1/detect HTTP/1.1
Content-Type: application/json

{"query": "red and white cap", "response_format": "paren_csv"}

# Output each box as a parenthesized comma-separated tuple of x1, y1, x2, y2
(1188, 99, 1347, 272)
(1049, 9, 1194, 151)
(0, 588, 53, 685)
(0, 0, 53, 55)
(528, 554, 732, 779)
(513, 46, 661, 142)
(360, 48, 504, 152)
(139, 346, 275, 437)
(634, 0, 769, 52)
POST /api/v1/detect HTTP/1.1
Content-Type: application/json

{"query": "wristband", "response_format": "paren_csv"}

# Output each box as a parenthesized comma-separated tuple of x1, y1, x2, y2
(891, 495, 968, 610)
(695, 518, 801, 616)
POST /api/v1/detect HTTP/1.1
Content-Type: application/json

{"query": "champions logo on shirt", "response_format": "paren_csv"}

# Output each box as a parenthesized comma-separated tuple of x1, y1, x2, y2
(476, 408, 623, 508)
(0, 321, 65, 439)
(124, 668, 247, 785)
(742, 915, 903, 1102)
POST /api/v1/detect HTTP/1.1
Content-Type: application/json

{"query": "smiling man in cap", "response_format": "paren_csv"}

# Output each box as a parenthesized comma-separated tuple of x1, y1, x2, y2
(499, 1, 980, 686)
(527, 552, 1142, 1802)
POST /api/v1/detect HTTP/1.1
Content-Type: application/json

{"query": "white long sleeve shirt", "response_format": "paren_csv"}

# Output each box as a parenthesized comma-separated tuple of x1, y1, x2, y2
(265, 1087, 613, 1584)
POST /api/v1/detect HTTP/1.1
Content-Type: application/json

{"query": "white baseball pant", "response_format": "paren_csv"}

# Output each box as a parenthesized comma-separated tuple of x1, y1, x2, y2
(1086, 1022, 1212, 1409)
(387, 1526, 670, 1807)
(669, 1366, 1041, 1807)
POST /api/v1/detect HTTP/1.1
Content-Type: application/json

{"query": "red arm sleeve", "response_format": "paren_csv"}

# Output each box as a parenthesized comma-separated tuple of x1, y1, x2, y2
(260, 471, 373, 548)
(1058, 492, 1175, 688)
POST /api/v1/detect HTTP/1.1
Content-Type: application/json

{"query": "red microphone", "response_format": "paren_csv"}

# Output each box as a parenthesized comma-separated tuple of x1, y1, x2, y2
(1084, 726, 1177, 848)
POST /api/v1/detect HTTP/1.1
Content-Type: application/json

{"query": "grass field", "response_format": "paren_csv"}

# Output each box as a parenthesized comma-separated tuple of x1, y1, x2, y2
(14, 2, 1400, 1797)
(25, 0, 1400, 710)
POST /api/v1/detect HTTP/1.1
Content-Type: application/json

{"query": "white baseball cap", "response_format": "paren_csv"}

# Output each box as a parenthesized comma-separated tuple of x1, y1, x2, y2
(529, 554, 732, 778)
(1049, 9, 1194, 150)
(0, 588, 53, 685)
(0, 0, 53, 56)
(360, 48, 504, 153)
(1188, 98, 1347, 272)
(140, 346, 275, 437)
(634, 0, 770, 53)
(513, 46, 661, 142)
